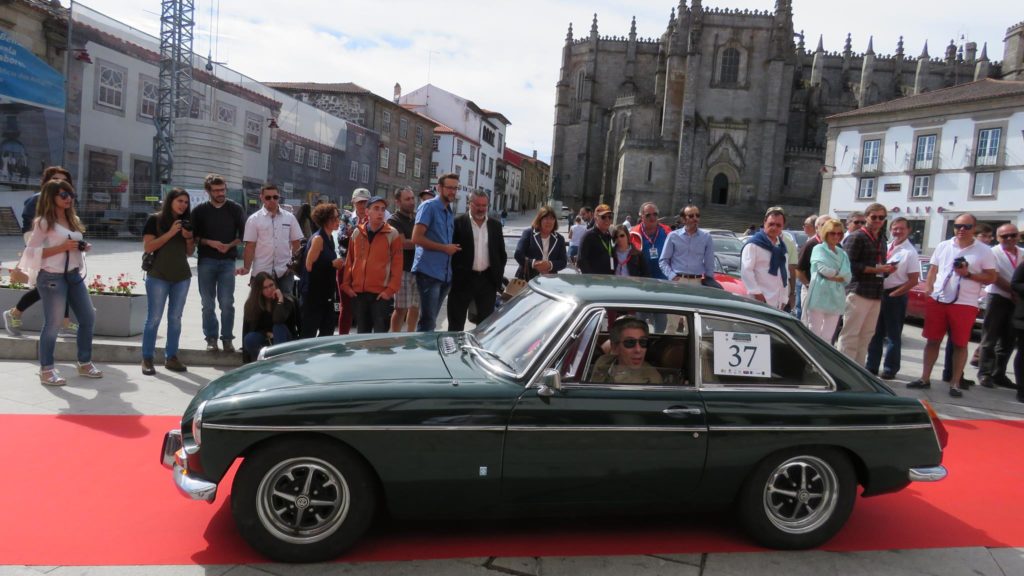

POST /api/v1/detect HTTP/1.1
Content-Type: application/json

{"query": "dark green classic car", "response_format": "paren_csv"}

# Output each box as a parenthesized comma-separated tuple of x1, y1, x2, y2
(161, 275, 948, 562)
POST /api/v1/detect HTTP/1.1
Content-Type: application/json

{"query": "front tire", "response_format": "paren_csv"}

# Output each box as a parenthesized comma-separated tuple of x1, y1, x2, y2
(738, 447, 856, 549)
(231, 437, 377, 562)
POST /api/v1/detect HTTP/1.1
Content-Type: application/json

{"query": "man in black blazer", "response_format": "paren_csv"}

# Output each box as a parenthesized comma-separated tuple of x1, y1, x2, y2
(448, 190, 508, 331)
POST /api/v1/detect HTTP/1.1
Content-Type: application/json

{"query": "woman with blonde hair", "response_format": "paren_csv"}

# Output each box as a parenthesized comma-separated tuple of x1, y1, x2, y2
(21, 179, 101, 385)
(804, 218, 851, 341)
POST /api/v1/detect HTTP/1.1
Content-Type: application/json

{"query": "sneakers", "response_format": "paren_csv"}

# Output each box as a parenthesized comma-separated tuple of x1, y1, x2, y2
(141, 358, 156, 376)
(58, 321, 78, 338)
(205, 338, 219, 352)
(77, 362, 103, 378)
(3, 309, 22, 337)
(40, 368, 66, 386)
(906, 379, 931, 389)
(221, 340, 235, 353)
(164, 356, 188, 372)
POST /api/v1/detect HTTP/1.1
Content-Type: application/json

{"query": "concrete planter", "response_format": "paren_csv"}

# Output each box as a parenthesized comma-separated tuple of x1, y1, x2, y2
(0, 287, 146, 337)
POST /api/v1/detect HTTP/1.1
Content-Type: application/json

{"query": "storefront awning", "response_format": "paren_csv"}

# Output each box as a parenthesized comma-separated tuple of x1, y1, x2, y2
(0, 30, 65, 111)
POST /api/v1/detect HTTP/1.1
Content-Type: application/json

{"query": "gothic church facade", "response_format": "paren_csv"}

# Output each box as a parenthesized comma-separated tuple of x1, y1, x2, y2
(548, 0, 1015, 221)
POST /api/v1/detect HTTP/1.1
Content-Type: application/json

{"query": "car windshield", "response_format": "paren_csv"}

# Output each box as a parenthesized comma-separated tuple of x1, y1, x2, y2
(713, 236, 745, 253)
(472, 288, 574, 376)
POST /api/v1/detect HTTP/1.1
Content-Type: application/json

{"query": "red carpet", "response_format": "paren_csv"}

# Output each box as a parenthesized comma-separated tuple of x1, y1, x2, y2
(0, 415, 1021, 565)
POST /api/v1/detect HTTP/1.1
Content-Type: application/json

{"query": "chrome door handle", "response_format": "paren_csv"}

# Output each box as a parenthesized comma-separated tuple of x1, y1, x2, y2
(663, 407, 702, 416)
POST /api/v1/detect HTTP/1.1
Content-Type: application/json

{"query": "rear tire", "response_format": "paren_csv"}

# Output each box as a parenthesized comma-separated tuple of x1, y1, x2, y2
(737, 447, 856, 549)
(231, 437, 377, 562)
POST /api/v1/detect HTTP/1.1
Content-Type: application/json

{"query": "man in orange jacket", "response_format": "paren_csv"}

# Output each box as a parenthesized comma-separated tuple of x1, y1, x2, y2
(341, 196, 403, 333)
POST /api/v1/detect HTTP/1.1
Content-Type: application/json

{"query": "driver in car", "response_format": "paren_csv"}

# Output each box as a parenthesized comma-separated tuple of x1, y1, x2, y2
(591, 316, 663, 384)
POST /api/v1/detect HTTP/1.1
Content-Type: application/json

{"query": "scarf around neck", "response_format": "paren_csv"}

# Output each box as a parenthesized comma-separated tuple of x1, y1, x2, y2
(747, 231, 788, 287)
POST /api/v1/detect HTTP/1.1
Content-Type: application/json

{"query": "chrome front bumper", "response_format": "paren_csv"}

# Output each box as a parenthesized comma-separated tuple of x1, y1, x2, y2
(161, 429, 217, 502)
(908, 465, 947, 482)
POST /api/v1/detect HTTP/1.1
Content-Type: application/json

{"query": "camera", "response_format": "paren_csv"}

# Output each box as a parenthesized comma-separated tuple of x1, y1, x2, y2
(77, 240, 88, 251)
(953, 256, 968, 269)
(179, 218, 193, 232)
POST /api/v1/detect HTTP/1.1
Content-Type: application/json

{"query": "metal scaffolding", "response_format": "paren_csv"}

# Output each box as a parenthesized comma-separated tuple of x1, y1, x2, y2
(153, 0, 195, 188)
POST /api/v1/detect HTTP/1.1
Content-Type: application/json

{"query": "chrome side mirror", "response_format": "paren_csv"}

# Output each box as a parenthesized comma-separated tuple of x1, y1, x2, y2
(537, 368, 562, 397)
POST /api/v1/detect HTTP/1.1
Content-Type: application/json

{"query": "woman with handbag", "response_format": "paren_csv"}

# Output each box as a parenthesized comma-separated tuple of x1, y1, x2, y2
(20, 179, 101, 385)
(513, 206, 568, 283)
(140, 188, 194, 375)
(242, 272, 298, 362)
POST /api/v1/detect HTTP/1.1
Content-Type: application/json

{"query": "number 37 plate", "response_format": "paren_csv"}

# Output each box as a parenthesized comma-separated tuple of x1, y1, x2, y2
(713, 332, 771, 378)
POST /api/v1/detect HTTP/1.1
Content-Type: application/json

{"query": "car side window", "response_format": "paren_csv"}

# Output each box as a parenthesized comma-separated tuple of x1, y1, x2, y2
(565, 309, 692, 386)
(699, 315, 828, 388)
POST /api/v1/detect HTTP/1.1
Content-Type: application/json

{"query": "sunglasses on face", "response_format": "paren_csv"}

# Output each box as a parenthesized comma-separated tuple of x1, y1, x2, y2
(954, 223, 974, 231)
(869, 215, 886, 221)
(1000, 233, 1019, 240)
(263, 195, 280, 201)
(618, 337, 649, 349)
(58, 190, 76, 200)
(598, 214, 613, 220)
(853, 220, 866, 225)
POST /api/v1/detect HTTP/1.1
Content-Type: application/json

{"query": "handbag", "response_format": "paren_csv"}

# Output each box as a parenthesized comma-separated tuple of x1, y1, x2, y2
(141, 251, 157, 272)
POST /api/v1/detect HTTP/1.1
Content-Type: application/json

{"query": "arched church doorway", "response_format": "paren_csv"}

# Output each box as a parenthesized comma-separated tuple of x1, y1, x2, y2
(712, 173, 729, 205)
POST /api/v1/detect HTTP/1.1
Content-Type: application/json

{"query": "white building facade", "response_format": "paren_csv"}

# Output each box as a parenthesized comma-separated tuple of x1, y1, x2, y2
(399, 84, 510, 209)
(821, 79, 1024, 252)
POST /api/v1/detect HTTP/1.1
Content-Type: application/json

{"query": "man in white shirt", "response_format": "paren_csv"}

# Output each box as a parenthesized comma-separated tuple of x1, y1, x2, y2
(865, 217, 920, 379)
(447, 190, 506, 331)
(978, 223, 1020, 389)
(238, 184, 304, 295)
(740, 207, 789, 310)
(908, 213, 996, 397)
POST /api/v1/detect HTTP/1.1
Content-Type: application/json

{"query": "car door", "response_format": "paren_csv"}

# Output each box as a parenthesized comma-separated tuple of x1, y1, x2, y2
(500, 308, 709, 508)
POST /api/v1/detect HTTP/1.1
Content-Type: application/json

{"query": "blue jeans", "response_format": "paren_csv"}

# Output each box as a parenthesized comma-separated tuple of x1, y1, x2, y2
(866, 291, 909, 376)
(243, 324, 292, 360)
(415, 272, 450, 332)
(143, 276, 191, 360)
(794, 282, 804, 320)
(198, 259, 236, 342)
(36, 270, 95, 368)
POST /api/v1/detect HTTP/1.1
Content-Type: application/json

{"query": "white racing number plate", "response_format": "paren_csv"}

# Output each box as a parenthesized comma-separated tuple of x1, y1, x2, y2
(713, 331, 771, 378)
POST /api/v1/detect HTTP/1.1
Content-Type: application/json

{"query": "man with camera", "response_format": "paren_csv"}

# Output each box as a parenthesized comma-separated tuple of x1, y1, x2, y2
(908, 213, 996, 397)
(238, 183, 303, 296)
(192, 174, 245, 353)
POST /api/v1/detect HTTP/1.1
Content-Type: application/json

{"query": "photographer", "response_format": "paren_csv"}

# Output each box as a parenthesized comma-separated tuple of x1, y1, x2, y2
(140, 188, 195, 375)
(907, 213, 996, 398)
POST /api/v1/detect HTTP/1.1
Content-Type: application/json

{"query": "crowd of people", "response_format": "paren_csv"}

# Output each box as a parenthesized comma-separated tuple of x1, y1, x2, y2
(4, 166, 1023, 401)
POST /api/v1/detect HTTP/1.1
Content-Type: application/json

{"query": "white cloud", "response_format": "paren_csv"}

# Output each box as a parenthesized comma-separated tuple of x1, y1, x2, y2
(74, 0, 1018, 164)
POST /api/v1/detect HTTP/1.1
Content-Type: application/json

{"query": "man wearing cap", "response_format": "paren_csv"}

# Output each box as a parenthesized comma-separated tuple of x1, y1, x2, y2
(239, 183, 303, 295)
(578, 204, 616, 274)
(448, 190, 507, 331)
(340, 195, 403, 333)
(412, 172, 460, 331)
(659, 205, 714, 287)
(389, 187, 420, 332)
(335, 188, 372, 334)
(740, 207, 789, 310)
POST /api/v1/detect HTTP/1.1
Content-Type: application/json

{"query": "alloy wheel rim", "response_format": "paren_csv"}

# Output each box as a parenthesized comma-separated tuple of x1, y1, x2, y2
(256, 457, 351, 544)
(762, 455, 839, 534)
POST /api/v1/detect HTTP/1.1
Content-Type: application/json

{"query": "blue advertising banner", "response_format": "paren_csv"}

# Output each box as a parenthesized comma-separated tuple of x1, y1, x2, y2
(0, 30, 65, 111)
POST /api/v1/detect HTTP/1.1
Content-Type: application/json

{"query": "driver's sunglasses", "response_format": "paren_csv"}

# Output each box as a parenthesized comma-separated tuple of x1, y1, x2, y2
(619, 337, 649, 349)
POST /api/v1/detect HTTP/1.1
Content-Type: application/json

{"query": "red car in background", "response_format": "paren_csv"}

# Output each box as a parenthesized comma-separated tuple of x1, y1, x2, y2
(906, 257, 985, 326)
(713, 255, 748, 297)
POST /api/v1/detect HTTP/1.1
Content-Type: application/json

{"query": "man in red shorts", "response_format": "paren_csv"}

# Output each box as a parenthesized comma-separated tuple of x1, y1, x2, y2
(907, 213, 996, 397)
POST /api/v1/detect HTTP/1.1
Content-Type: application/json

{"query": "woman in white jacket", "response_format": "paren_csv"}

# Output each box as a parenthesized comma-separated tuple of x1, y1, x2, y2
(21, 179, 102, 385)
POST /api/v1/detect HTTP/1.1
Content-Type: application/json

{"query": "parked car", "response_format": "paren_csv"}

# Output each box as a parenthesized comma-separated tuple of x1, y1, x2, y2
(712, 235, 745, 275)
(906, 257, 985, 327)
(162, 275, 947, 562)
(713, 255, 747, 295)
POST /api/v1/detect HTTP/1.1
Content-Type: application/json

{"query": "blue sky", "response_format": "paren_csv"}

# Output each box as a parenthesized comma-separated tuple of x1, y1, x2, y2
(74, 0, 1017, 163)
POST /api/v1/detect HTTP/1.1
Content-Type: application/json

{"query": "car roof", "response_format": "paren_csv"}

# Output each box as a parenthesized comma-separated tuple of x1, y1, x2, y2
(531, 274, 790, 320)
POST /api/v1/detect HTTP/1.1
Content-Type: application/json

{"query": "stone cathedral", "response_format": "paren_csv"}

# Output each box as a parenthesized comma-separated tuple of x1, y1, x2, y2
(548, 0, 1022, 221)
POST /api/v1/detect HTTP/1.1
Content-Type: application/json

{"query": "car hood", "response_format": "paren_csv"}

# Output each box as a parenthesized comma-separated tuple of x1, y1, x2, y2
(195, 333, 452, 401)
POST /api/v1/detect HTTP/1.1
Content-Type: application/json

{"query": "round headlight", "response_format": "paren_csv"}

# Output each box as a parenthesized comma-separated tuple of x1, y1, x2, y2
(192, 400, 207, 446)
